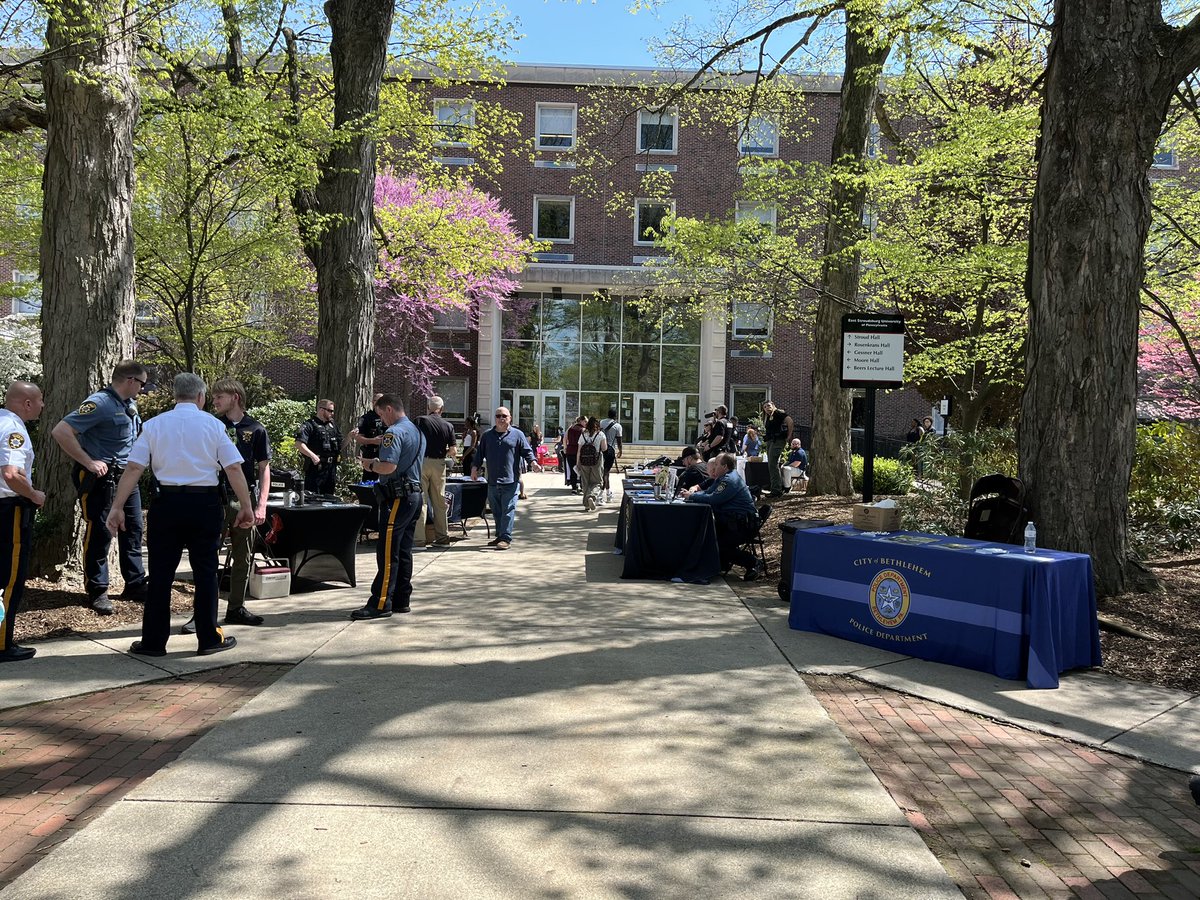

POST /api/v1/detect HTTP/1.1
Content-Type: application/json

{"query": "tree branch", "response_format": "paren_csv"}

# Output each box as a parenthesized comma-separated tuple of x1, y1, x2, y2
(0, 97, 47, 133)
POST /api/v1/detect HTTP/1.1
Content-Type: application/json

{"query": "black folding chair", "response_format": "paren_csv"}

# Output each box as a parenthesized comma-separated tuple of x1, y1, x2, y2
(964, 474, 1029, 545)
(741, 504, 773, 574)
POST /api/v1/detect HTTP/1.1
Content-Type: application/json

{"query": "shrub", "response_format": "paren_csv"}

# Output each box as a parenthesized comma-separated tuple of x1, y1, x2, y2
(851, 454, 913, 495)
(249, 398, 312, 474)
(1129, 421, 1200, 554)
(899, 427, 1018, 536)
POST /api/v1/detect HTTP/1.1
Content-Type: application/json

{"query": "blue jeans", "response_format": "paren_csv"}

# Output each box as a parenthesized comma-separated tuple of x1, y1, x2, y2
(487, 481, 520, 542)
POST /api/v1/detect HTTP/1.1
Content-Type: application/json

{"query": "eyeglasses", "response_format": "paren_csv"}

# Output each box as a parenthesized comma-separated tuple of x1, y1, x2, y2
(319, 406, 335, 413)
(495, 414, 510, 419)
(129, 376, 147, 388)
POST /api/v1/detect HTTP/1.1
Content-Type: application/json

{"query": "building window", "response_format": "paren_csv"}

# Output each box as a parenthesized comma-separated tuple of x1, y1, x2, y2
(735, 201, 777, 233)
(739, 115, 779, 156)
(1152, 148, 1178, 169)
(730, 386, 770, 425)
(432, 306, 469, 330)
(732, 301, 772, 340)
(432, 378, 468, 419)
(11, 271, 40, 316)
(634, 199, 674, 245)
(434, 100, 474, 146)
(637, 108, 678, 154)
(536, 103, 576, 150)
(534, 196, 574, 243)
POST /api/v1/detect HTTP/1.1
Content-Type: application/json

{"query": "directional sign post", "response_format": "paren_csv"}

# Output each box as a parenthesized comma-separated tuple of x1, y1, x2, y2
(841, 315, 905, 503)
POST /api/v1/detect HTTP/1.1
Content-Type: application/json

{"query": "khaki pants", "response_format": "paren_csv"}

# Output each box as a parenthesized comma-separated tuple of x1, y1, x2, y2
(421, 458, 449, 541)
(578, 463, 604, 506)
(224, 503, 253, 611)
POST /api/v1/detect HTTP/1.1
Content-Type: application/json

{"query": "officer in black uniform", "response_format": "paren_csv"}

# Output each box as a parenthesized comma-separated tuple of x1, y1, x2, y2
(51, 359, 150, 615)
(296, 399, 343, 495)
(352, 394, 424, 620)
(1, 381, 45, 663)
(350, 392, 385, 479)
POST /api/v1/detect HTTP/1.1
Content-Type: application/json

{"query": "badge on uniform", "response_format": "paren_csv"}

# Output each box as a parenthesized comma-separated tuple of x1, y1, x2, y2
(239, 431, 252, 442)
(382, 434, 396, 449)
(77, 401, 97, 415)
(717, 482, 727, 492)
(6, 433, 23, 449)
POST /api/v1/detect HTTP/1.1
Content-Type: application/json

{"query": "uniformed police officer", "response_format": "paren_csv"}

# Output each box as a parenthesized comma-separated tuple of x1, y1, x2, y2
(350, 392, 384, 479)
(685, 451, 762, 581)
(51, 360, 149, 614)
(353, 394, 424, 620)
(0, 382, 46, 663)
(295, 399, 344, 496)
(105, 373, 253, 657)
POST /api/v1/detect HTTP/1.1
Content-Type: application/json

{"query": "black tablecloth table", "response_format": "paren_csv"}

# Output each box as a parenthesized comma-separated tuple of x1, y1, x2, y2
(443, 478, 490, 536)
(615, 496, 721, 582)
(260, 503, 370, 588)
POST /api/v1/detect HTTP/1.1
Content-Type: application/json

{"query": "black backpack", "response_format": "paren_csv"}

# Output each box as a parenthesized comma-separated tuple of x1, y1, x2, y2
(578, 434, 600, 467)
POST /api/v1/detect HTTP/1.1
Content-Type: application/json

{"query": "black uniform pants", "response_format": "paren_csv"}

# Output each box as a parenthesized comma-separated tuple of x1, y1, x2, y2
(715, 512, 758, 573)
(74, 465, 146, 597)
(0, 498, 33, 653)
(368, 490, 422, 612)
(144, 491, 225, 652)
(304, 460, 338, 495)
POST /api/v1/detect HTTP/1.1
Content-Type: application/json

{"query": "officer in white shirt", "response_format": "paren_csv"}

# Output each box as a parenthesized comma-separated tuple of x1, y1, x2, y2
(0, 381, 46, 663)
(106, 373, 254, 657)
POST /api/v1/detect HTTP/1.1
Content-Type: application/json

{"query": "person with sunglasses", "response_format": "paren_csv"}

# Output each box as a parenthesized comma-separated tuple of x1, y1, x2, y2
(295, 399, 345, 496)
(470, 407, 541, 550)
(51, 359, 150, 615)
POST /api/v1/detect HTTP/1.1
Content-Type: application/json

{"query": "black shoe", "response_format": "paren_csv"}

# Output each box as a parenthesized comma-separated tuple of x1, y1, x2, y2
(180, 616, 197, 635)
(0, 645, 36, 662)
(224, 606, 264, 626)
(197, 636, 237, 656)
(129, 640, 166, 657)
(395, 605, 411, 614)
(91, 593, 114, 616)
(744, 563, 763, 582)
(119, 581, 148, 603)
(486, 538, 501, 547)
(350, 604, 392, 620)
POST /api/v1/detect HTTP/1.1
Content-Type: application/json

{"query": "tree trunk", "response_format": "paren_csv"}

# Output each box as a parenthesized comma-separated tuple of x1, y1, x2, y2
(808, 6, 890, 496)
(1020, 2, 1200, 596)
(32, 0, 139, 577)
(297, 0, 394, 435)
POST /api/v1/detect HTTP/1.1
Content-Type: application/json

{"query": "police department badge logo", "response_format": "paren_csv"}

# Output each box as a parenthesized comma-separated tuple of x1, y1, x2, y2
(6, 432, 24, 449)
(239, 430, 252, 442)
(382, 434, 396, 449)
(77, 401, 97, 415)
(869, 569, 911, 628)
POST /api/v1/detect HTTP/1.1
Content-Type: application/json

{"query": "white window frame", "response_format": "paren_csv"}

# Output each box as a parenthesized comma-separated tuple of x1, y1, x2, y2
(11, 270, 40, 316)
(634, 198, 675, 245)
(434, 99, 475, 147)
(739, 115, 779, 157)
(729, 385, 772, 422)
(732, 300, 773, 341)
(432, 306, 469, 331)
(534, 195, 575, 244)
(432, 377, 469, 420)
(1152, 148, 1178, 170)
(536, 102, 576, 151)
(735, 201, 777, 233)
(636, 108, 678, 154)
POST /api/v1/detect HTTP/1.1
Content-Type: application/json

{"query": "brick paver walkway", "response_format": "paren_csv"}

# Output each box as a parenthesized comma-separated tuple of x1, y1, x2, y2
(807, 674, 1200, 900)
(0, 663, 291, 889)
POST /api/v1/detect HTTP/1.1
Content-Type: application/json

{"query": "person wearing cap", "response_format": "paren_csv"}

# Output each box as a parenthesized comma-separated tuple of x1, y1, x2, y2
(674, 445, 712, 494)
(684, 451, 762, 581)
(51, 359, 150, 615)
(0, 381, 46, 662)
(701, 405, 731, 461)
(105, 373, 253, 657)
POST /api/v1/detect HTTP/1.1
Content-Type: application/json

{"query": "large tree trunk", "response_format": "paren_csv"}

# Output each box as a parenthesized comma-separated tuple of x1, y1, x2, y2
(809, 6, 890, 495)
(297, 0, 393, 435)
(32, 0, 139, 577)
(1020, 2, 1200, 596)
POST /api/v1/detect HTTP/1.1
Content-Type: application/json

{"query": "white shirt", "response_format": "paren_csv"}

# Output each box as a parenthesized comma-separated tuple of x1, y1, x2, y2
(128, 402, 242, 486)
(0, 408, 34, 500)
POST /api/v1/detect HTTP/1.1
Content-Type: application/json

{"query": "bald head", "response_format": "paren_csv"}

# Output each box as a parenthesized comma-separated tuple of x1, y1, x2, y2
(4, 381, 44, 423)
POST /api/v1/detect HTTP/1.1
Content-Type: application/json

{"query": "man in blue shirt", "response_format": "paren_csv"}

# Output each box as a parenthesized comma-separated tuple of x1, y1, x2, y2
(471, 406, 541, 550)
(355, 395, 425, 619)
(51, 359, 150, 615)
(685, 452, 762, 580)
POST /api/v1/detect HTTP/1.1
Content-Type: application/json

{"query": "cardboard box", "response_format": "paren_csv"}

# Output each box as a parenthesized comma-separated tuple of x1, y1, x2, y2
(853, 503, 901, 532)
(249, 566, 291, 600)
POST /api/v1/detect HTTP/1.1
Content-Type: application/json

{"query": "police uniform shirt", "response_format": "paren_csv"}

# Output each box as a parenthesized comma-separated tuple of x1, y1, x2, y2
(297, 417, 342, 461)
(60, 387, 139, 465)
(356, 409, 384, 460)
(0, 409, 33, 500)
(686, 470, 758, 519)
(218, 413, 271, 487)
(376, 416, 425, 486)
(129, 402, 242, 485)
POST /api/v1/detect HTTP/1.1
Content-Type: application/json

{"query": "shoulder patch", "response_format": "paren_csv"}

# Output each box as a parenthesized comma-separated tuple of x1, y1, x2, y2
(716, 481, 728, 492)
(7, 432, 24, 449)
(382, 433, 396, 449)
(77, 401, 97, 415)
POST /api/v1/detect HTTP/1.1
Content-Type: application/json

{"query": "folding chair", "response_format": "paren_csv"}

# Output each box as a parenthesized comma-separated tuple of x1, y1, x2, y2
(964, 474, 1029, 545)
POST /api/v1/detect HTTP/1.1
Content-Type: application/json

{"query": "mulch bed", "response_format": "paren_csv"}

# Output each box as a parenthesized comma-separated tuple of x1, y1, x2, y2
(13, 578, 197, 644)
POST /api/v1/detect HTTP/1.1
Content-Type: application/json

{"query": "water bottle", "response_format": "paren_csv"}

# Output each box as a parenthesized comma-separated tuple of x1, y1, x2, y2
(1023, 522, 1037, 553)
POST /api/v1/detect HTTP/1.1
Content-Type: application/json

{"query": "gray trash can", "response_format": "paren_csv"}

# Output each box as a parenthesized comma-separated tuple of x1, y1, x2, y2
(777, 519, 834, 603)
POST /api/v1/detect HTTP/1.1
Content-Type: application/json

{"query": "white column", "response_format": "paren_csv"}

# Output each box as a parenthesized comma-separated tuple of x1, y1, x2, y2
(476, 301, 503, 418)
(699, 316, 726, 412)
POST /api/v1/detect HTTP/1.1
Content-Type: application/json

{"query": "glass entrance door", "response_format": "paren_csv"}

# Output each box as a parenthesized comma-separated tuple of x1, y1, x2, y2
(632, 393, 690, 443)
(633, 394, 658, 442)
(541, 391, 565, 440)
(661, 394, 687, 444)
(513, 391, 538, 436)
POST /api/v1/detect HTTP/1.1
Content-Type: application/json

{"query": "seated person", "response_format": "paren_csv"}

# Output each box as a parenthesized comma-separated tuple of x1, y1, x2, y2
(782, 438, 809, 492)
(741, 426, 762, 458)
(673, 446, 712, 493)
(684, 452, 762, 581)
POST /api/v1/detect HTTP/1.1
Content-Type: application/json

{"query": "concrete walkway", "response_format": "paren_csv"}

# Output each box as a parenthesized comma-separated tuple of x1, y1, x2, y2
(1, 473, 1195, 897)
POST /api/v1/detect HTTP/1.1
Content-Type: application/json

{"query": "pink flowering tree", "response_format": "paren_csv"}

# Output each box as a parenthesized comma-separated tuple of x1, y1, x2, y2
(1139, 295, 1200, 421)
(373, 172, 539, 395)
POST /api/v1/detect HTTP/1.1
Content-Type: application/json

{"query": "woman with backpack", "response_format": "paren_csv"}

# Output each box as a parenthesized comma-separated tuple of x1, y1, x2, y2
(575, 416, 608, 511)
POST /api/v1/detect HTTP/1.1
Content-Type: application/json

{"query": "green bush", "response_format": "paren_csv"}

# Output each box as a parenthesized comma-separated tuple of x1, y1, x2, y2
(851, 454, 913, 495)
(899, 427, 1019, 536)
(249, 398, 312, 474)
(1129, 421, 1200, 554)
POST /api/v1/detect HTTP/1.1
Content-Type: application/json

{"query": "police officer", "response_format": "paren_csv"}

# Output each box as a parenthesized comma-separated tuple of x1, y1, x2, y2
(0, 382, 46, 663)
(685, 451, 762, 581)
(353, 394, 424, 620)
(105, 373, 253, 657)
(296, 399, 344, 496)
(350, 392, 384, 479)
(51, 360, 150, 614)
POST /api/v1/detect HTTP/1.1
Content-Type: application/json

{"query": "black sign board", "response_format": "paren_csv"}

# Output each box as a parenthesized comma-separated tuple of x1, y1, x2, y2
(841, 314, 905, 389)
